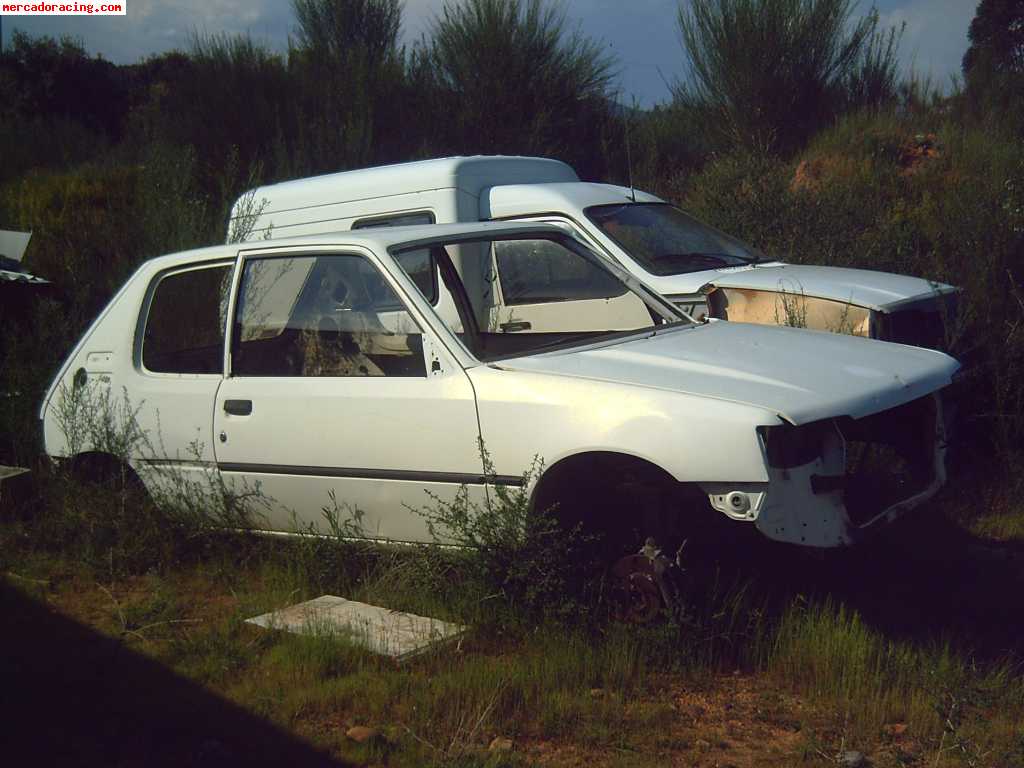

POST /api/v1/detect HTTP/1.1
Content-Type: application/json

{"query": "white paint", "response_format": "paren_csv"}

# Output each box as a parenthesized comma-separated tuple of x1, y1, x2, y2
(0, 230, 32, 262)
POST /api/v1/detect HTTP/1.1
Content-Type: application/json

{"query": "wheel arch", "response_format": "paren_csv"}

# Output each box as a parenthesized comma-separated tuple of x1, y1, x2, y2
(68, 450, 146, 490)
(530, 450, 676, 510)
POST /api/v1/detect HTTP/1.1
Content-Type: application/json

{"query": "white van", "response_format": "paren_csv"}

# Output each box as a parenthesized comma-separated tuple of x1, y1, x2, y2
(231, 156, 958, 348)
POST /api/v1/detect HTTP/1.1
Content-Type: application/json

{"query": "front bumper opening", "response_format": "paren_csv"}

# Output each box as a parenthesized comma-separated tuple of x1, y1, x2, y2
(757, 393, 946, 547)
(833, 396, 938, 527)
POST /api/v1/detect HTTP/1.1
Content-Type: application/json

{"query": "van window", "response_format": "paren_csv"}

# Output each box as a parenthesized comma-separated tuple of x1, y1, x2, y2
(143, 264, 232, 374)
(352, 212, 434, 229)
(352, 213, 437, 303)
(232, 254, 427, 378)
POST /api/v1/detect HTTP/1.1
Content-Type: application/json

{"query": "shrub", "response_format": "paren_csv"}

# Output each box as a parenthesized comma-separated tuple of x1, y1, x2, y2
(422, 0, 617, 177)
(287, 0, 410, 175)
(415, 446, 601, 626)
(675, 0, 895, 155)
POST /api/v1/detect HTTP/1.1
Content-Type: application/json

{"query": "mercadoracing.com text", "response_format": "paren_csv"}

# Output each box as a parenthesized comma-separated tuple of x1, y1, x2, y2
(2, 2, 125, 14)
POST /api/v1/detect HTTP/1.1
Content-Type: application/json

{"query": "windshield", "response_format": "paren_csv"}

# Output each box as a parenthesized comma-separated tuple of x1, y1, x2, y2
(586, 203, 765, 276)
(392, 233, 685, 362)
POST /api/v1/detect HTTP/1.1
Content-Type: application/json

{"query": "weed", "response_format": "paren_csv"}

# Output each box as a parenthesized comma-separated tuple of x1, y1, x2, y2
(413, 443, 603, 627)
(25, 383, 269, 576)
(774, 284, 810, 329)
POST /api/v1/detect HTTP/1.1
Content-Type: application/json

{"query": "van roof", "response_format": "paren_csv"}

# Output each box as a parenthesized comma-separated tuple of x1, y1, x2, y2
(236, 156, 579, 218)
(483, 181, 664, 219)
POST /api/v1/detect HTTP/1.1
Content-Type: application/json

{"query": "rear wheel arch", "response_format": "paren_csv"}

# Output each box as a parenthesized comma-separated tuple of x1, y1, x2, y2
(68, 451, 147, 496)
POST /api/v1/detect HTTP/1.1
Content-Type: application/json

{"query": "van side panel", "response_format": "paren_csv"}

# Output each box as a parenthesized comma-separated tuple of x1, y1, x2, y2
(242, 190, 457, 241)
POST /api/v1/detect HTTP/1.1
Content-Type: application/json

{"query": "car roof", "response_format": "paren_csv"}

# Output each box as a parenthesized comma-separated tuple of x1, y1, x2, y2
(143, 220, 568, 271)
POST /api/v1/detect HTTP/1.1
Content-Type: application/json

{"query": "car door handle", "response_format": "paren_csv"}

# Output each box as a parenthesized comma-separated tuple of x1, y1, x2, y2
(499, 321, 532, 333)
(223, 399, 253, 416)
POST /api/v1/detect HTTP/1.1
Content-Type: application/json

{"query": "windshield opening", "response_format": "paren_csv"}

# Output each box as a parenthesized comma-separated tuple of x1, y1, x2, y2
(391, 233, 685, 362)
(586, 203, 765, 276)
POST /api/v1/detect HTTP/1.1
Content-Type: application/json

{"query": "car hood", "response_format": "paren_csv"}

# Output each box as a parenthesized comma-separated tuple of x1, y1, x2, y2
(698, 263, 955, 312)
(499, 321, 959, 425)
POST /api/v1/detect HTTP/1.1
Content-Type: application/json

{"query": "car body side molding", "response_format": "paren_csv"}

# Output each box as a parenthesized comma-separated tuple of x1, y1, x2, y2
(216, 463, 524, 487)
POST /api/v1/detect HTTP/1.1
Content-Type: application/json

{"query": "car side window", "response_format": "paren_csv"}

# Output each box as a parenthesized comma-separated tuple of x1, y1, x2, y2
(352, 213, 437, 303)
(232, 253, 427, 378)
(143, 264, 232, 374)
(494, 239, 629, 305)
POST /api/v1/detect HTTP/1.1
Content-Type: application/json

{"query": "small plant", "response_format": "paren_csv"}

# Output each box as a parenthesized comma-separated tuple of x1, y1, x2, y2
(414, 440, 597, 626)
(931, 688, 993, 768)
(774, 284, 810, 329)
(36, 382, 270, 575)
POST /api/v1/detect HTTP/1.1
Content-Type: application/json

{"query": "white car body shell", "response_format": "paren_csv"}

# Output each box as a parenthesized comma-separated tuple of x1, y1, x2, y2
(41, 222, 960, 549)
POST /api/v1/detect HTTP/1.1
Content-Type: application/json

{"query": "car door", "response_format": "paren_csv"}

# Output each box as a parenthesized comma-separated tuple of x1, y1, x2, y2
(131, 260, 234, 495)
(212, 245, 485, 541)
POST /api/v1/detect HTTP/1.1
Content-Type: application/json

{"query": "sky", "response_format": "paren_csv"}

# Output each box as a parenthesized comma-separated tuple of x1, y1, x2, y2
(1, 0, 980, 106)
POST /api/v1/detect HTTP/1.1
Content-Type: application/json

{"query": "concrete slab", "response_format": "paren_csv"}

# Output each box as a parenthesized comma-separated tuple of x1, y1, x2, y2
(245, 595, 466, 662)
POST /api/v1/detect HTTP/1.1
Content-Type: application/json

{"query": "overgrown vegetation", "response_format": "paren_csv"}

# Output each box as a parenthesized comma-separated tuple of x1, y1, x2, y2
(5, 452, 1024, 765)
(3, 0, 1024, 764)
(675, 0, 901, 154)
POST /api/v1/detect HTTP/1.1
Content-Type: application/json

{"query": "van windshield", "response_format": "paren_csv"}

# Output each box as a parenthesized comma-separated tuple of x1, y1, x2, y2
(392, 233, 686, 362)
(586, 203, 765, 276)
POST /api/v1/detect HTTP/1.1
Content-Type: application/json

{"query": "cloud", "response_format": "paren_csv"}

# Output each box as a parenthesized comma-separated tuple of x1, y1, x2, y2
(878, 0, 976, 89)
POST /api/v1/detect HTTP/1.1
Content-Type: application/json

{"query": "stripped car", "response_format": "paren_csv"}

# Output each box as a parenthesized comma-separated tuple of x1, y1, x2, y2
(41, 221, 959, 562)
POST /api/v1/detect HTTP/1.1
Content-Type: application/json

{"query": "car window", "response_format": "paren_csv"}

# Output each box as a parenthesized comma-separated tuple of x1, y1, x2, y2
(494, 238, 628, 305)
(232, 253, 427, 378)
(394, 235, 678, 362)
(352, 213, 437, 303)
(143, 263, 232, 374)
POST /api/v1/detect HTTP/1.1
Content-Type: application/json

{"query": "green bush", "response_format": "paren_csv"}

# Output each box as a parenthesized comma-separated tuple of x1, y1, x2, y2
(677, 112, 1024, 465)
(675, 0, 896, 155)
(421, 0, 617, 178)
(414, 449, 603, 627)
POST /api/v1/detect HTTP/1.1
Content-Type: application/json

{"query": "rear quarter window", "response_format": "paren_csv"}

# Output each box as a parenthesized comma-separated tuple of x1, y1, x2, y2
(142, 264, 232, 374)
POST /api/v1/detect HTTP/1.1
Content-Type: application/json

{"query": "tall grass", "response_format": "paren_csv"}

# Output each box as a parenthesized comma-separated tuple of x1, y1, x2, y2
(764, 598, 1024, 758)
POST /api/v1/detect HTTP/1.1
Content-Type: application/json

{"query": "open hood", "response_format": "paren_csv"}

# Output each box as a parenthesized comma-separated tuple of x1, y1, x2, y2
(499, 320, 959, 425)
(703, 263, 955, 313)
